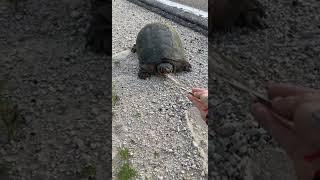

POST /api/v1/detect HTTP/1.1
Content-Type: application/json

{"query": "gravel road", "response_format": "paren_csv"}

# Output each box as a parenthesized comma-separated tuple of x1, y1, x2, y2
(112, 0, 208, 179)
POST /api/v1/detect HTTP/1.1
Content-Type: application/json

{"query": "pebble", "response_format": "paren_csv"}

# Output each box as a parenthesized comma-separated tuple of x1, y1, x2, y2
(216, 123, 237, 137)
(168, 112, 175, 117)
(91, 107, 99, 115)
(213, 153, 223, 162)
(74, 138, 85, 149)
(192, 142, 198, 148)
(239, 146, 248, 154)
(15, 14, 22, 20)
(70, 10, 81, 18)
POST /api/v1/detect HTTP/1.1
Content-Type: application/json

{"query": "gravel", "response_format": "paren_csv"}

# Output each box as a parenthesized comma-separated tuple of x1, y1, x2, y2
(112, 0, 208, 179)
(209, 0, 320, 179)
(0, 0, 112, 179)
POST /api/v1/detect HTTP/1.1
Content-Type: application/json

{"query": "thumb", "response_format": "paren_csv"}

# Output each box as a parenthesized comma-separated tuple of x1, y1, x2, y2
(188, 95, 207, 111)
(252, 103, 298, 153)
(294, 102, 320, 147)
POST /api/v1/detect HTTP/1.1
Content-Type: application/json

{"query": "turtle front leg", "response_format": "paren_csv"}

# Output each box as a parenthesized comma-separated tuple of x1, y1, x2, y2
(175, 61, 192, 72)
(183, 62, 192, 72)
(138, 69, 151, 79)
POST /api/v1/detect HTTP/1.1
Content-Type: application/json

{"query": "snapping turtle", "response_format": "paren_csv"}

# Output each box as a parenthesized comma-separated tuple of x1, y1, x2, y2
(132, 23, 191, 79)
(85, 0, 111, 55)
(209, 0, 267, 31)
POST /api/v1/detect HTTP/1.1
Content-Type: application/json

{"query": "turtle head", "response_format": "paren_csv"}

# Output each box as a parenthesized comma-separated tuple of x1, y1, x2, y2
(157, 63, 174, 75)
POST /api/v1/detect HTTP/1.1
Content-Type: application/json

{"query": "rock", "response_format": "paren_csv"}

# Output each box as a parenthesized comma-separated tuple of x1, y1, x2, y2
(70, 10, 81, 19)
(239, 146, 248, 154)
(216, 123, 237, 137)
(74, 138, 85, 149)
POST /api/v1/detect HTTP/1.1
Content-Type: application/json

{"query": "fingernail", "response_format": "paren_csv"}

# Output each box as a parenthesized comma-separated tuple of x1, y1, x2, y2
(252, 103, 266, 115)
(272, 97, 283, 102)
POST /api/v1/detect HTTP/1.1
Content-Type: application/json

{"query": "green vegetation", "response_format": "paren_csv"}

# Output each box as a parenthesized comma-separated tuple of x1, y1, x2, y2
(113, 60, 121, 66)
(153, 151, 160, 158)
(119, 148, 130, 160)
(0, 81, 19, 141)
(133, 112, 141, 118)
(0, 163, 10, 177)
(117, 148, 138, 180)
(79, 164, 96, 178)
(112, 83, 119, 107)
(0, 0, 18, 11)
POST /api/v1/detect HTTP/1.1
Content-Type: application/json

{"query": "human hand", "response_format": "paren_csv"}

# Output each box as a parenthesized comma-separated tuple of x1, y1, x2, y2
(251, 83, 320, 180)
(187, 88, 208, 123)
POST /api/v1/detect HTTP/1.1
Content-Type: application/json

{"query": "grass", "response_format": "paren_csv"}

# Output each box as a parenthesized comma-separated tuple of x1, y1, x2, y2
(112, 83, 119, 107)
(0, 81, 19, 141)
(133, 112, 141, 118)
(0, 102, 18, 141)
(0, 163, 10, 177)
(0, 0, 18, 11)
(153, 151, 160, 158)
(119, 148, 130, 161)
(113, 60, 121, 66)
(117, 148, 138, 180)
(79, 164, 96, 178)
(117, 163, 138, 180)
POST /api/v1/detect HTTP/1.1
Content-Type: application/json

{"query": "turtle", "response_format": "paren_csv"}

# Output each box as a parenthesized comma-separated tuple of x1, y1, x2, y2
(209, 0, 267, 32)
(85, 0, 112, 55)
(132, 23, 192, 79)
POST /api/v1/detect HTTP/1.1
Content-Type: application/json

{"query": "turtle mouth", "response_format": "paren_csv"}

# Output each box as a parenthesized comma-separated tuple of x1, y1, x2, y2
(157, 63, 173, 75)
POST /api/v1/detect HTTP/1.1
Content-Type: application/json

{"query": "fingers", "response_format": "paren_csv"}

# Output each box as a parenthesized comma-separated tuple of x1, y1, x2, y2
(187, 94, 207, 111)
(271, 96, 299, 120)
(191, 88, 208, 96)
(294, 102, 320, 146)
(192, 88, 208, 98)
(192, 87, 207, 92)
(191, 90, 208, 109)
(267, 83, 316, 99)
(193, 91, 208, 99)
(271, 94, 320, 120)
(252, 102, 298, 152)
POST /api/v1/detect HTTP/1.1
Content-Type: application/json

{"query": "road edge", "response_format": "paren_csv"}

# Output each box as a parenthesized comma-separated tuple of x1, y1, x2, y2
(126, 0, 208, 36)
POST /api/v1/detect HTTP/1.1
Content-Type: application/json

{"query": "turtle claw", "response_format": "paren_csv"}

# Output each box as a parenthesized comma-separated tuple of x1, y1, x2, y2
(138, 71, 151, 79)
(131, 44, 137, 53)
(184, 62, 192, 72)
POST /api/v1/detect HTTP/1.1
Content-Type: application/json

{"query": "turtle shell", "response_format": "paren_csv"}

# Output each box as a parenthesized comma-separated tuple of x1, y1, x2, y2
(135, 23, 186, 65)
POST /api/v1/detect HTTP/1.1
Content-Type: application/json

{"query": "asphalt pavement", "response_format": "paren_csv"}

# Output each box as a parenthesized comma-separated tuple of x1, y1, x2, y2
(170, 0, 208, 11)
